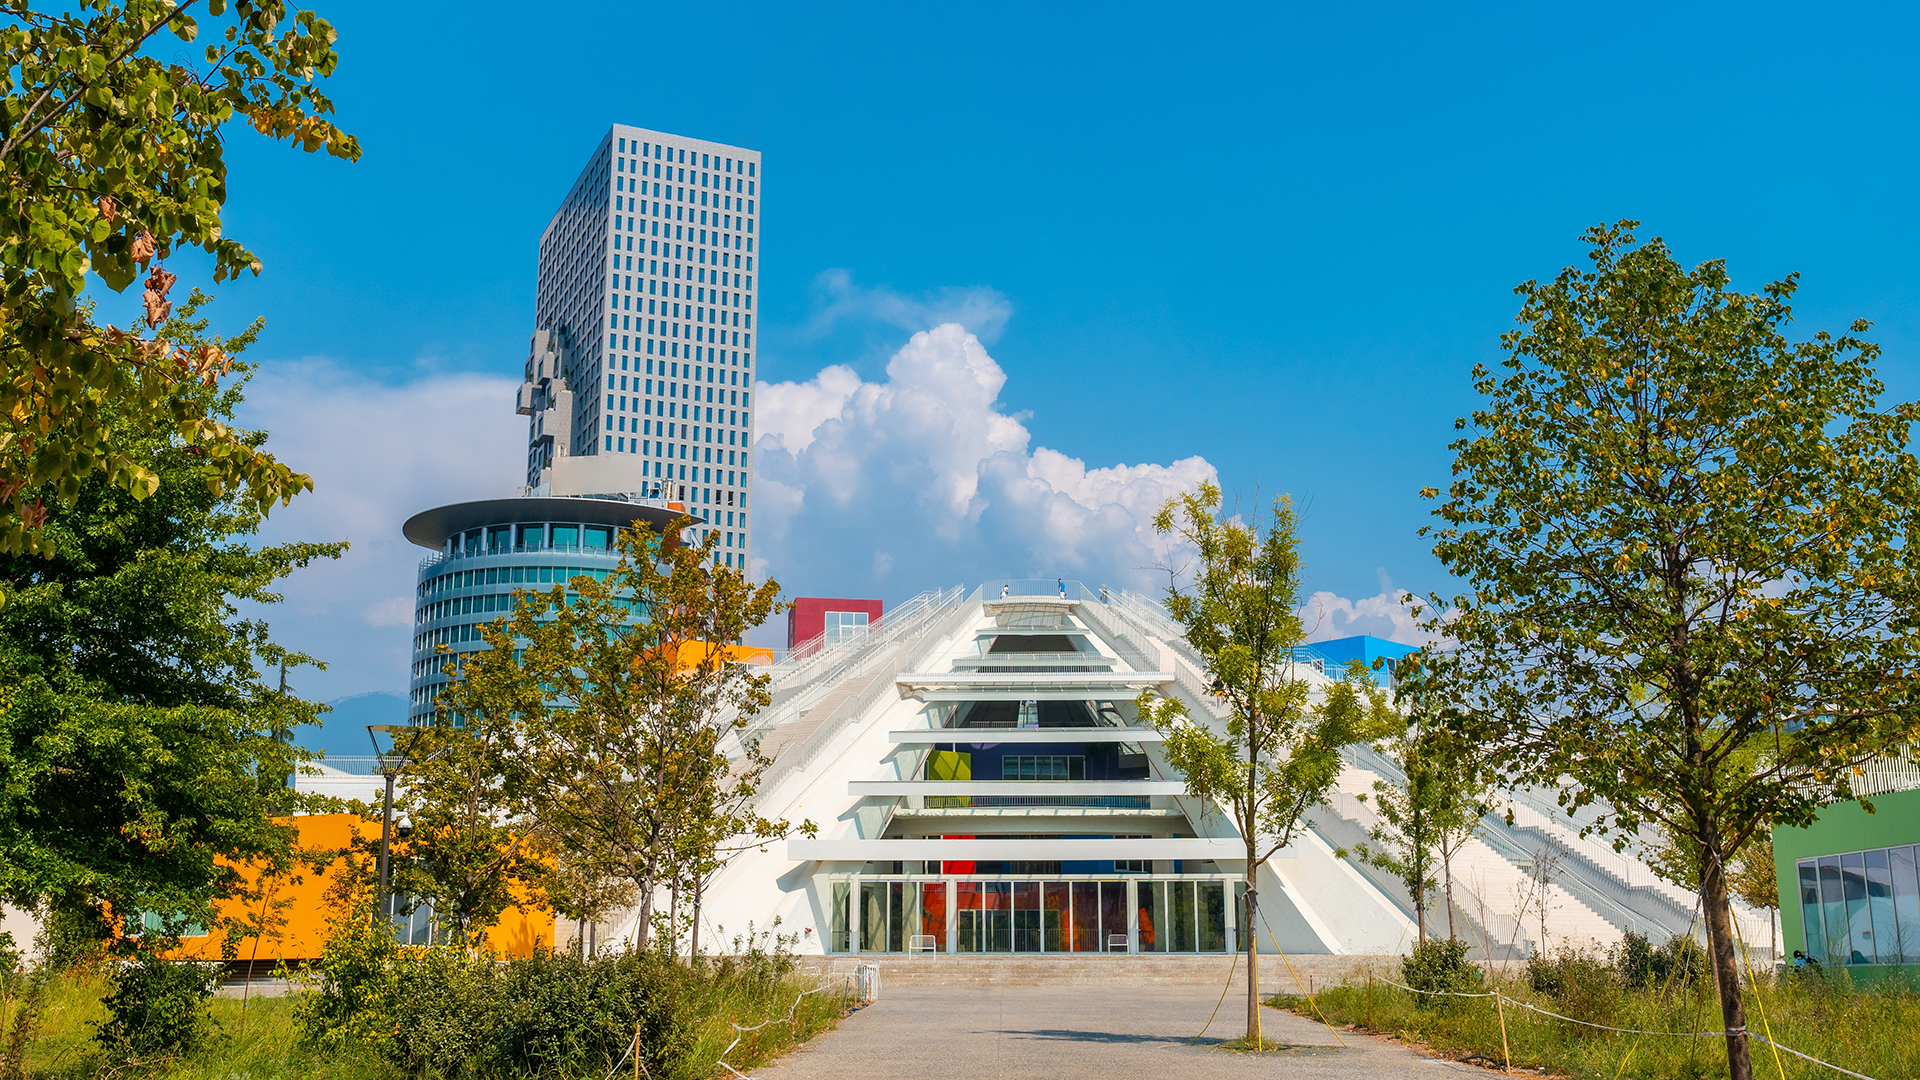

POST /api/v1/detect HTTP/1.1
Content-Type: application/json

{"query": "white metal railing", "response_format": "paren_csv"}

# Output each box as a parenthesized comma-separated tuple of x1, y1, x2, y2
(758, 595, 975, 793)
(730, 587, 966, 759)
(763, 587, 959, 696)
(1850, 746, 1920, 797)
(1075, 594, 1161, 672)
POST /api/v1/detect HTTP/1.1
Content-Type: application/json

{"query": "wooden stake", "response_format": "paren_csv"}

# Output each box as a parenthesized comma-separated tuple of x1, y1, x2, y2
(633, 1025, 641, 1080)
(1495, 991, 1512, 1075)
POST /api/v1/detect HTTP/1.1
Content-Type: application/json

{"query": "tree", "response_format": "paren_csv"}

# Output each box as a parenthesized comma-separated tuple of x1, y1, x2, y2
(1726, 834, 1779, 961)
(1137, 484, 1393, 1046)
(0, 290, 342, 953)
(455, 518, 799, 953)
(0, 1, 359, 553)
(1358, 661, 1485, 945)
(1424, 221, 1920, 1080)
(383, 690, 547, 949)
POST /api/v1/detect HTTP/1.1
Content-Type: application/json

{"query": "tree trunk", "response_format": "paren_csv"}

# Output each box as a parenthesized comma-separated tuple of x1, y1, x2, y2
(669, 883, 679, 960)
(691, 880, 703, 959)
(1443, 846, 1458, 942)
(1701, 835, 1754, 1080)
(1246, 856, 1260, 1044)
(1414, 889, 1428, 946)
(634, 882, 656, 952)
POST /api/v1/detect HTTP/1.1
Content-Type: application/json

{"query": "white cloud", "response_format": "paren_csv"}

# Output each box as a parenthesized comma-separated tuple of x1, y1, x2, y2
(238, 359, 524, 700)
(361, 596, 415, 628)
(751, 323, 1216, 600)
(804, 270, 1013, 343)
(1297, 570, 1436, 646)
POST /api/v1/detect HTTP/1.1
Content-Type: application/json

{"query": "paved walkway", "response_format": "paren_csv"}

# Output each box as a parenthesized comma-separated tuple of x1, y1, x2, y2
(756, 985, 1474, 1079)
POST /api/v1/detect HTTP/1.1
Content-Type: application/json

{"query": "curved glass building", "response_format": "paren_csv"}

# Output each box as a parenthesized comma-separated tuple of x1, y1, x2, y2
(401, 495, 682, 725)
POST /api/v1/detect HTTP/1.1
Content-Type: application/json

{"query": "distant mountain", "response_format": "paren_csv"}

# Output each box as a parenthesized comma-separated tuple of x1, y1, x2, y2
(301, 691, 409, 760)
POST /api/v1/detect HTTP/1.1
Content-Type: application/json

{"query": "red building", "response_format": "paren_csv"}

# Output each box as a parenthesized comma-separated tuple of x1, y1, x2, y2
(789, 596, 884, 656)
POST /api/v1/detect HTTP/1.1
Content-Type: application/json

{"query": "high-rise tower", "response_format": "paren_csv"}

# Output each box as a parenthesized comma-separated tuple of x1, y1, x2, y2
(519, 125, 760, 573)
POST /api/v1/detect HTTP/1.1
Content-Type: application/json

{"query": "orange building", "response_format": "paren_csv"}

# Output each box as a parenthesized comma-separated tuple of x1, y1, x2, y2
(165, 814, 554, 966)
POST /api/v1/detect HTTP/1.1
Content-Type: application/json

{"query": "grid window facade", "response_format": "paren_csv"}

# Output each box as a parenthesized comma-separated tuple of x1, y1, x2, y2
(529, 125, 761, 572)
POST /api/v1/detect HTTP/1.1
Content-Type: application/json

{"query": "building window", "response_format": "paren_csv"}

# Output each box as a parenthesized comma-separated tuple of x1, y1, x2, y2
(1002, 755, 1086, 781)
(1797, 846, 1920, 966)
(823, 610, 870, 645)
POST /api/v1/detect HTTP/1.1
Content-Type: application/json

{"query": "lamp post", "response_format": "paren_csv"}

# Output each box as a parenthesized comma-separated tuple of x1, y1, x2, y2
(367, 724, 414, 931)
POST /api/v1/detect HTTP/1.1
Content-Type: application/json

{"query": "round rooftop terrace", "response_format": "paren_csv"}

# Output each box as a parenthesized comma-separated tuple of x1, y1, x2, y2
(403, 495, 686, 557)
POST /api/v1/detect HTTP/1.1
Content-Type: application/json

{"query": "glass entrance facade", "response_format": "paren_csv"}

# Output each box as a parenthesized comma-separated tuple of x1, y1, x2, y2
(830, 876, 1235, 954)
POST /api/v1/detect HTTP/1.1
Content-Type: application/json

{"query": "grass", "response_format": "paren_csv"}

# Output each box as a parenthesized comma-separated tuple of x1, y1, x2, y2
(678, 963, 854, 1077)
(1270, 967, 1920, 1080)
(17, 970, 397, 1079)
(9, 963, 849, 1079)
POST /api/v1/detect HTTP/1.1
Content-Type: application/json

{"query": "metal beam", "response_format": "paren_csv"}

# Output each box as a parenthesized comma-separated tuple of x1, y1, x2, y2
(850, 780, 1186, 797)
(886, 728, 1165, 744)
(788, 837, 1268, 861)
(896, 671, 1171, 690)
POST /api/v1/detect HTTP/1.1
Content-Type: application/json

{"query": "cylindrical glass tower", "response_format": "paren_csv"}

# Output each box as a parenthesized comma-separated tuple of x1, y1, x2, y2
(401, 494, 682, 725)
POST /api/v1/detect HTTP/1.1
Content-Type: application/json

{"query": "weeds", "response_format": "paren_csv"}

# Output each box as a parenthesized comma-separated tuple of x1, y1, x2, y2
(1273, 962, 1920, 1079)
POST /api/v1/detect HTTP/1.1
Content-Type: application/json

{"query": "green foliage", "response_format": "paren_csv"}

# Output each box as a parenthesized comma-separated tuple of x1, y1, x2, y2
(0, 292, 342, 954)
(1138, 485, 1396, 863)
(92, 952, 217, 1057)
(0, 1, 360, 552)
(433, 517, 800, 953)
(382, 715, 546, 947)
(13, 967, 398, 1079)
(43, 903, 108, 971)
(382, 949, 692, 1079)
(1728, 835, 1779, 914)
(292, 893, 404, 1054)
(1525, 946, 1622, 1022)
(1423, 220, 1920, 1080)
(295, 913, 843, 1080)
(1138, 484, 1396, 1042)
(1402, 938, 1484, 1009)
(1357, 656, 1486, 945)
(1287, 968, 1920, 1080)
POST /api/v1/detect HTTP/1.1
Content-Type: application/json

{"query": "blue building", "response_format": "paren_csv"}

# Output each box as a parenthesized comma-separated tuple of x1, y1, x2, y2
(401, 495, 680, 724)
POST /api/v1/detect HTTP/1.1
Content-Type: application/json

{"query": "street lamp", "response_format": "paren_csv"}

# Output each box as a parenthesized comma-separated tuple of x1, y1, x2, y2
(366, 724, 419, 931)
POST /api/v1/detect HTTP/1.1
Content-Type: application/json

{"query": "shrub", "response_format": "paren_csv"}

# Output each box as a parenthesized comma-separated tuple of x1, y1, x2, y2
(1403, 938, 1483, 1009)
(1524, 945, 1620, 1022)
(385, 948, 693, 1079)
(1654, 932, 1706, 987)
(1613, 930, 1657, 988)
(93, 952, 218, 1057)
(293, 902, 406, 1052)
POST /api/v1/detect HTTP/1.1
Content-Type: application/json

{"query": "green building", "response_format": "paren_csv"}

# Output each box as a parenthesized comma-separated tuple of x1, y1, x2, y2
(1775, 779, 1920, 980)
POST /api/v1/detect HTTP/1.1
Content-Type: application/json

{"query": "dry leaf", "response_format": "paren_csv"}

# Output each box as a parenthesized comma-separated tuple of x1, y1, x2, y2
(131, 230, 156, 262)
(98, 196, 118, 224)
(142, 266, 177, 329)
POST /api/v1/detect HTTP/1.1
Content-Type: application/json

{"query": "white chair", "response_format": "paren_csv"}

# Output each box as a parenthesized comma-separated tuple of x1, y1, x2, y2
(1108, 934, 1130, 952)
(909, 934, 939, 953)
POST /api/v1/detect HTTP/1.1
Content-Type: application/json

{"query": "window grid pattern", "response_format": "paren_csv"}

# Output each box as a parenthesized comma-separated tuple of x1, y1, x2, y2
(1796, 846, 1920, 966)
(529, 125, 760, 573)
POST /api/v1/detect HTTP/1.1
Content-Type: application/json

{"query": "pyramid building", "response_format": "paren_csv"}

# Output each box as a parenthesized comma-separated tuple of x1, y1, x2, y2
(653, 581, 1423, 957)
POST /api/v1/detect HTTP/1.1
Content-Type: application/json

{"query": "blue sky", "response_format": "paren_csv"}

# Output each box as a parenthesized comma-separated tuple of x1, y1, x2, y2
(99, 2, 1920, 750)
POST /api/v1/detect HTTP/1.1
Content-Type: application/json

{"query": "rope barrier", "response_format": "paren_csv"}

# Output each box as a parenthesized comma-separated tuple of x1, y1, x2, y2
(713, 973, 854, 1080)
(1364, 973, 1881, 1079)
(1255, 902, 1346, 1047)
(1184, 948, 1240, 1045)
(1747, 1034, 1879, 1080)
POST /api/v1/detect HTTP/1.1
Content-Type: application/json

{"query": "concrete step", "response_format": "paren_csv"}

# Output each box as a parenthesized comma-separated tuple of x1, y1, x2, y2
(796, 953, 1395, 992)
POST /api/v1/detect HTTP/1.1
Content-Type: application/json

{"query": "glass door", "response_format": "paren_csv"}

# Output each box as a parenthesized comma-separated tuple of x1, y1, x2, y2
(1013, 882, 1041, 951)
